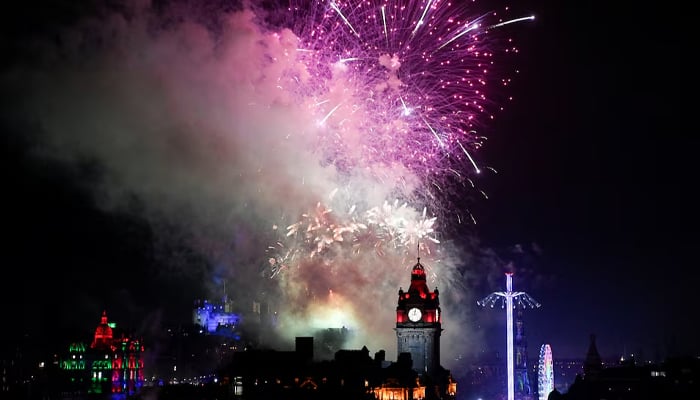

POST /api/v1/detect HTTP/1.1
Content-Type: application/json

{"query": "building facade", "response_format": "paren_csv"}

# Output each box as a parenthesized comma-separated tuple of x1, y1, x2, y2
(395, 257, 442, 377)
(514, 309, 535, 399)
(59, 311, 145, 396)
(394, 257, 456, 399)
(193, 296, 241, 335)
(219, 257, 457, 400)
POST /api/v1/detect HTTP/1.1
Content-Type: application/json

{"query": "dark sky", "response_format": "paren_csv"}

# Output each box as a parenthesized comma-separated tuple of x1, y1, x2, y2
(474, 1, 692, 361)
(1, 0, 693, 364)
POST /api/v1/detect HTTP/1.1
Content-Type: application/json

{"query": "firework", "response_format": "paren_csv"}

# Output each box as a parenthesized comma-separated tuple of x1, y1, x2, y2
(259, 0, 532, 273)
(263, 1, 530, 201)
(12, 0, 534, 360)
(268, 197, 440, 269)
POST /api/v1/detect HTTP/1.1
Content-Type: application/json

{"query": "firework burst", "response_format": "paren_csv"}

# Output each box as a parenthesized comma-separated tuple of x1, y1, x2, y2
(260, 0, 530, 204)
(8, 0, 533, 358)
(258, 0, 532, 275)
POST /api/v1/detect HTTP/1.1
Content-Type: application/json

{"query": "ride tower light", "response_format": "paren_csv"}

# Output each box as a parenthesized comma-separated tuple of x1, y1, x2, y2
(478, 272, 541, 400)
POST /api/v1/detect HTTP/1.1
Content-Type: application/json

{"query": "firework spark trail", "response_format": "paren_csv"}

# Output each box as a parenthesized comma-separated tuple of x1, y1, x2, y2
(6, 0, 533, 364)
(267, 0, 532, 222)
(256, 0, 533, 356)
(266, 0, 531, 266)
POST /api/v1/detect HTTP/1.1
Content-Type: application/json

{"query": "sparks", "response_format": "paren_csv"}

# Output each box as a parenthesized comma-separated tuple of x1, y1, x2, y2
(258, 0, 532, 275)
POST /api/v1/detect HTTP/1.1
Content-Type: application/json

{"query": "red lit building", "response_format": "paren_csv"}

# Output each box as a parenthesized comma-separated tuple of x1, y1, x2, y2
(394, 257, 456, 399)
(395, 257, 442, 377)
(59, 311, 145, 395)
(221, 258, 456, 400)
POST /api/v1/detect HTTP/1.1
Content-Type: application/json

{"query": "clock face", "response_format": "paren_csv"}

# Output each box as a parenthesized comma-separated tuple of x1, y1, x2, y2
(408, 307, 422, 322)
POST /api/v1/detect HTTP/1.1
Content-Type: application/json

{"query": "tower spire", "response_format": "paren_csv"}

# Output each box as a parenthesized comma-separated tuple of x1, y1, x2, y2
(396, 257, 443, 378)
(584, 334, 603, 378)
(478, 272, 541, 400)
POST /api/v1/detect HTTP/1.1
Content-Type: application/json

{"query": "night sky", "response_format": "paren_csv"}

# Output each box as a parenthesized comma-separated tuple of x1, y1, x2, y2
(1, 0, 693, 367)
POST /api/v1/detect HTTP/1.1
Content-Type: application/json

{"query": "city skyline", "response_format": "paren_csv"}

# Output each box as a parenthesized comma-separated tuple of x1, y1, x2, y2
(1, 0, 692, 372)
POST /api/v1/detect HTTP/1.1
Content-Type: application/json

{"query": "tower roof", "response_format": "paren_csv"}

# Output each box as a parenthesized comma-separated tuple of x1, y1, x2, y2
(583, 334, 603, 376)
(407, 257, 429, 297)
(91, 310, 113, 349)
(398, 257, 440, 307)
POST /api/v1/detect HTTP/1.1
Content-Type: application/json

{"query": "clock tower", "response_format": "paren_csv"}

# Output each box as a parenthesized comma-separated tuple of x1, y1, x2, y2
(395, 257, 442, 377)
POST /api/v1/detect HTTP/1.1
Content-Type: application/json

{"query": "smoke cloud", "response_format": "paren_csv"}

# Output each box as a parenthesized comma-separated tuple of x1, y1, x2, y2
(2, 0, 509, 367)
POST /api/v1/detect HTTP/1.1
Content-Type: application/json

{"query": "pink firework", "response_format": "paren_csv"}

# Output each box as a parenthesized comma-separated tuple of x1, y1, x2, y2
(259, 0, 532, 211)
(255, 0, 533, 280)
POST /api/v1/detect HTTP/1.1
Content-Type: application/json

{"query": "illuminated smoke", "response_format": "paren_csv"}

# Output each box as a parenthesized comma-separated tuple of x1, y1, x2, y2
(2, 0, 531, 365)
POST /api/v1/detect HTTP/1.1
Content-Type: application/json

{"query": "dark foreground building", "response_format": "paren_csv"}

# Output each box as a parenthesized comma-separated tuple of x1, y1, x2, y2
(548, 335, 699, 400)
(218, 258, 457, 400)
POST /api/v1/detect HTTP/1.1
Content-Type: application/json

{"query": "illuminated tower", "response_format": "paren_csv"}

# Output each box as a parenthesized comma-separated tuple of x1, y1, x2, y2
(514, 309, 533, 397)
(395, 257, 442, 377)
(478, 272, 540, 400)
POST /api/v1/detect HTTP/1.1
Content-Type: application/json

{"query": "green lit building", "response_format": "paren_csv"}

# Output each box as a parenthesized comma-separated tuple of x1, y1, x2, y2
(59, 311, 145, 395)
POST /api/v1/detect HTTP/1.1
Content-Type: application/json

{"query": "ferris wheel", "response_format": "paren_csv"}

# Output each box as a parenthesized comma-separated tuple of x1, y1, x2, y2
(538, 344, 554, 400)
